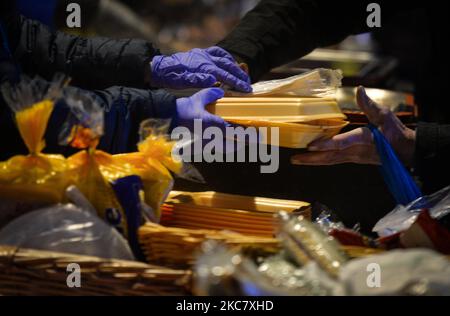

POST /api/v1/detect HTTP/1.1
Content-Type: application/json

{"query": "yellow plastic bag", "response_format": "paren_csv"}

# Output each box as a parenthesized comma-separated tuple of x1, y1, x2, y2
(62, 93, 186, 224)
(113, 119, 183, 219)
(67, 148, 133, 235)
(61, 93, 134, 236)
(0, 76, 70, 204)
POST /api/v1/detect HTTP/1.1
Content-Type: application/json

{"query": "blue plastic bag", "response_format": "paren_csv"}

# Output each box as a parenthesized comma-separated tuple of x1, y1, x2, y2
(368, 124, 422, 205)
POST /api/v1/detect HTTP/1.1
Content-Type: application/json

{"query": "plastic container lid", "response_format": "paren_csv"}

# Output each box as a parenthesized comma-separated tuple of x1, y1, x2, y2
(207, 97, 346, 122)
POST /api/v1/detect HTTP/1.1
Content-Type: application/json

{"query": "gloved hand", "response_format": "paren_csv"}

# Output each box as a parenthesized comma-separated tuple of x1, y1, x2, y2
(291, 86, 416, 166)
(151, 46, 252, 92)
(175, 87, 228, 131)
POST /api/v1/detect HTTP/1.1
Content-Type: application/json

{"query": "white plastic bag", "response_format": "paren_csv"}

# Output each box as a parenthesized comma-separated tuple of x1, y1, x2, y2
(373, 185, 450, 236)
(0, 204, 135, 260)
(339, 249, 450, 295)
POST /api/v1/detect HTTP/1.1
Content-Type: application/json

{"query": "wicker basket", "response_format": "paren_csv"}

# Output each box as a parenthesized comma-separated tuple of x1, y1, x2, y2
(138, 222, 390, 268)
(139, 223, 279, 267)
(0, 245, 192, 296)
(139, 191, 312, 267)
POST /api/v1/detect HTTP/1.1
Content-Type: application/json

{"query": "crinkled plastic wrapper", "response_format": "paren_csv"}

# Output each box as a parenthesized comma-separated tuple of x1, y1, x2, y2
(373, 185, 450, 236)
(62, 91, 181, 228)
(67, 149, 132, 229)
(0, 203, 135, 260)
(113, 119, 183, 219)
(227, 68, 343, 97)
(0, 76, 71, 208)
(194, 240, 336, 296)
(278, 212, 349, 278)
(66, 144, 149, 257)
(61, 92, 135, 237)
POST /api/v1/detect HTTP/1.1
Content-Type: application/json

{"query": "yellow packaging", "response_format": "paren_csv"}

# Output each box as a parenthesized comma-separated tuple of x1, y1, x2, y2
(64, 122, 133, 236)
(208, 97, 346, 122)
(207, 69, 348, 148)
(226, 118, 349, 148)
(113, 122, 183, 219)
(161, 191, 311, 237)
(0, 99, 70, 204)
(65, 114, 181, 223)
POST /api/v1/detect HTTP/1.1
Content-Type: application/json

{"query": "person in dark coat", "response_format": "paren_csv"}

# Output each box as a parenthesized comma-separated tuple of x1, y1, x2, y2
(218, 0, 450, 193)
(0, 0, 251, 159)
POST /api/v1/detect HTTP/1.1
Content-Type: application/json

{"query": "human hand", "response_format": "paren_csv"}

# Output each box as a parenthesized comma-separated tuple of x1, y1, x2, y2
(291, 86, 416, 166)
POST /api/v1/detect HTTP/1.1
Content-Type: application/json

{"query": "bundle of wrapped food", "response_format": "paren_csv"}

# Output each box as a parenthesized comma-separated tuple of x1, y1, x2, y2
(0, 75, 187, 258)
(58, 90, 187, 256)
(207, 69, 348, 148)
(0, 76, 71, 225)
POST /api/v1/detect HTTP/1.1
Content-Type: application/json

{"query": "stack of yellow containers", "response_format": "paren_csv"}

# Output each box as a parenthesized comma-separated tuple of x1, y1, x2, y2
(160, 191, 310, 237)
(207, 69, 349, 148)
(139, 191, 310, 266)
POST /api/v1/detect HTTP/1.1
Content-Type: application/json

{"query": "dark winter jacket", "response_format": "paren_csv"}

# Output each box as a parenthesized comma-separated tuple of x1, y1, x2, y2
(0, 2, 176, 159)
(219, 0, 450, 193)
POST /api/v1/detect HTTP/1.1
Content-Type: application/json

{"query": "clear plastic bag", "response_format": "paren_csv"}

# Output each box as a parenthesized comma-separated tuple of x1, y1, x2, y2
(373, 185, 450, 236)
(113, 118, 205, 218)
(60, 93, 152, 259)
(277, 212, 348, 278)
(61, 91, 133, 232)
(0, 203, 135, 260)
(194, 240, 336, 296)
(61, 94, 189, 242)
(314, 208, 346, 234)
(339, 249, 450, 295)
(227, 68, 343, 97)
(113, 119, 180, 218)
(0, 75, 71, 206)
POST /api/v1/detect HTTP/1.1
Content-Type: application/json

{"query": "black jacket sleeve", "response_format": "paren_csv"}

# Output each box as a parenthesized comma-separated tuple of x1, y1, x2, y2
(11, 15, 159, 90)
(415, 122, 450, 193)
(0, 83, 177, 160)
(44, 86, 177, 155)
(218, 0, 410, 81)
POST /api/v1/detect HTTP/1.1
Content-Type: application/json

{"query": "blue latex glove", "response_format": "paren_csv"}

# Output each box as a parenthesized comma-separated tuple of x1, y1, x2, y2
(175, 88, 228, 130)
(151, 46, 252, 92)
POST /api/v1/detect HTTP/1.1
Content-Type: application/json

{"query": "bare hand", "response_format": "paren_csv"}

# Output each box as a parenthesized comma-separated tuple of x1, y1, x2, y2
(291, 86, 416, 167)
